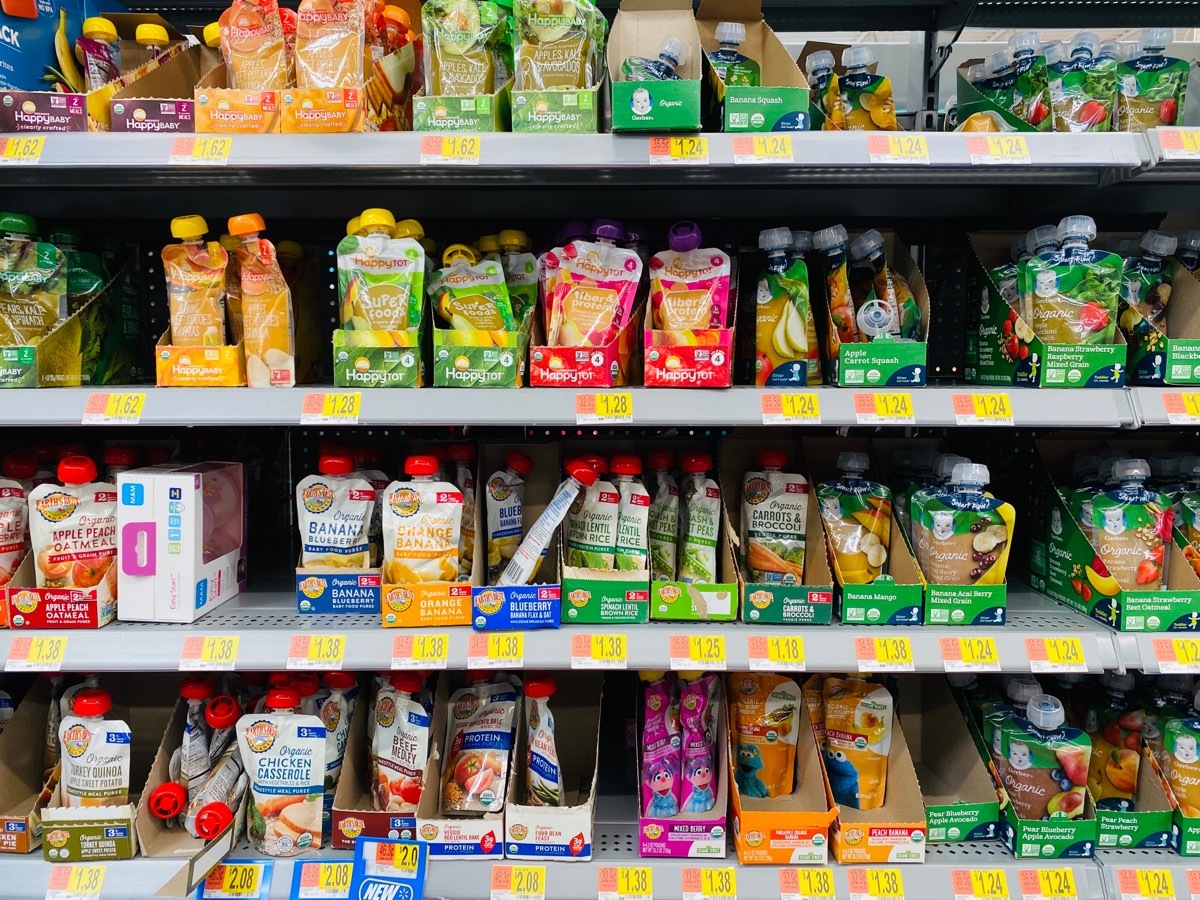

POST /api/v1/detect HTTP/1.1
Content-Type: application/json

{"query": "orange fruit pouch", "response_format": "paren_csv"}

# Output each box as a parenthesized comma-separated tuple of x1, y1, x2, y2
(295, 0, 366, 89)
(221, 0, 290, 91)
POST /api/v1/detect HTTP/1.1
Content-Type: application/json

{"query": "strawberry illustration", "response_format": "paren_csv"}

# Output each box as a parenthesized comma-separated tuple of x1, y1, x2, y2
(1160, 98, 1178, 124)
(1079, 302, 1110, 334)
(1136, 558, 1160, 584)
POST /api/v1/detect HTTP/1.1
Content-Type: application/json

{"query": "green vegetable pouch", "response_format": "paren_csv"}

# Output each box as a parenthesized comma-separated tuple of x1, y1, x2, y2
(430, 244, 517, 333)
(804, 51, 843, 130)
(1048, 33, 1116, 133)
(706, 22, 760, 87)
(1007, 32, 1053, 130)
(678, 453, 721, 584)
(647, 451, 680, 582)
(337, 210, 425, 332)
(566, 458, 618, 570)
(612, 455, 650, 572)
(1117, 28, 1188, 132)
(498, 229, 538, 327)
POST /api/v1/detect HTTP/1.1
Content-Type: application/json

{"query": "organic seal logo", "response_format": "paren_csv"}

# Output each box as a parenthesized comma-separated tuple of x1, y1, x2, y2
(62, 723, 91, 758)
(36, 491, 78, 523)
(244, 719, 279, 753)
(389, 488, 421, 517)
(301, 481, 335, 514)
(475, 589, 504, 615)
(299, 576, 327, 599)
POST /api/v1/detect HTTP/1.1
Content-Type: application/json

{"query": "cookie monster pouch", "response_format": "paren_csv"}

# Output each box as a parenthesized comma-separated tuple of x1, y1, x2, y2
(822, 675, 892, 810)
(729, 673, 800, 799)
(679, 674, 720, 814)
(640, 671, 681, 818)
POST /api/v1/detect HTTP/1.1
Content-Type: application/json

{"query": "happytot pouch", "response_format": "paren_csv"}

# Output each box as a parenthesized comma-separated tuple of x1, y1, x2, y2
(814, 226, 858, 376)
(1085, 672, 1144, 811)
(450, 443, 476, 580)
(525, 674, 563, 806)
(1166, 713, 1200, 816)
(372, 673, 430, 813)
(486, 450, 533, 583)
(29, 456, 117, 602)
(641, 671, 681, 817)
(60, 689, 131, 808)
(649, 222, 731, 331)
(805, 51, 844, 131)
(165, 216, 227, 347)
(296, 452, 376, 568)
(0, 213, 67, 346)
(730, 673, 800, 799)
(0, 478, 26, 587)
(839, 46, 898, 131)
(338, 209, 425, 332)
(383, 454, 464, 583)
(238, 688, 326, 856)
(220, 0, 289, 90)
(817, 452, 892, 585)
(1092, 458, 1173, 590)
(546, 220, 643, 348)
(498, 229, 538, 327)
(230, 214, 296, 388)
(1049, 33, 1117, 132)
(742, 450, 808, 584)
(295, 0, 365, 88)
(755, 227, 821, 386)
(431, 244, 517, 338)
(680, 674, 720, 813)
(1117, 28, 1188, 132)
(822, 675, 891, 810)
(647, 451, 680, 582)
(612, 455, 650, 572)
(1120, 229, 1176, 334)
(987, 693, 1091, 820)
(679, 454, 721, 584)
(1021, 215, 1121, 346)
(441, 676, 518, 815)
(707, 21, 759, 86)
(514, 0, 600, 90)
(915, 463, 1014, 586)
(566, 456, 619, 570)
(622, 36, 686, 82)
(422, 0, 504, 95)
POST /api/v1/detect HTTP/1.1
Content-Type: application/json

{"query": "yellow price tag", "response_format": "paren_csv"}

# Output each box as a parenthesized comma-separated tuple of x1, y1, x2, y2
(943, 636, 999, 672)
(953, 392, 1013, 425)
(618, 867, 652, 899)
(489, 632, 524, 663)
(1036, 869, 1076, 899)
(391, 633, 450, 669)
(323, 392, 361, 419)
(1159, 128, 1200, 159)
(317, 862, 351, 891)
(768, 635, 806, 666)
(967, 135, 1030, 164)
(219, 863, 262, 895)
(856, 636, 913, 672)
(391, 842, 420, 876)
(83, 391, 145, 424)
(701, 868, 736, 899)
(572, 633, 627, 669)
(671, 634, 726, 670)
(421, 134, 482, 165)
(649, 136, 709, 165)
(288, 634, 346, 669)
(867, 869, 904, 898)
(301, 392, 361, 424)
(1163, 391, 1200, 424)
(1154, 637, 1200, 673)
(1028, 637, 1087, 673)
(29, 637, 67, 666)
(168, 136, 232, 166)
(1114, 869, 1174, 899)
(794, 867, 835, 899)
(854, 392, 914, 424)
(732, 134, 793, 163)
(0, 135, 45, 164)
(968, 870, 1007, 899)
(869, 134, 928, 163)
(181, 635, 239, 671)
(491, 864, 546, 900)
(296, 860, 352, 898)
(761, 393, 821, 424)
(202, 636, 238, 664)
(7, 635, 67, 672)
(576, 392, 634, 424)
(46, 864, 106, 899)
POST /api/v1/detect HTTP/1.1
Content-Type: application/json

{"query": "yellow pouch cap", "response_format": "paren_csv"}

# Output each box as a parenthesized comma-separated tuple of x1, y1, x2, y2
(277, 240, 304, 259)
(498, 229, 530, 251)
(346, 216, 362, 237)
(359, 208, 397, 234)
(203, 22, 221, 48)
(170, 215, 208, 241)
(82, 17, 117, 43)
(478, 234, 499, 253)
(136, 24, 169, 47)
(393, 219, 425, 240)
(442, 244, 478, 266)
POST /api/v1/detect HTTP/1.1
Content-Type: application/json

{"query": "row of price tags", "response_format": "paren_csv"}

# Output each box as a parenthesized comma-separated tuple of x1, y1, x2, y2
(76, 392, 366, 427)
(1163, 392, 1200, 425)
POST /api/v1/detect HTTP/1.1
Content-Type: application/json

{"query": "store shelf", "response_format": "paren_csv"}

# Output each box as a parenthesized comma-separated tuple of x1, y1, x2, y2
(1129, 387, 1196, 428)
(1096, 847, 1200, 900)
(5, 385, 1139, 428)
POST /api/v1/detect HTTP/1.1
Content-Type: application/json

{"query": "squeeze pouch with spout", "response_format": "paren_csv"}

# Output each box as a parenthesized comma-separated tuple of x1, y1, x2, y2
(641, 672, 681, 817)
(648, 465, 679, 582)
(60, 702, 132, 808)
(295, 0, 365, 88)
(382, 476, 463, 583)
(679, 674, 720, 814)
(29, 471, 117, 603)
(566, 471, 618, 570)
(915, 481, 1015, 586)
(614, 469, 650, 573)
(741, 465, 808, 584)
(486, 458, 528, 584)
(431, 252, 517, 336)
(754, 244, 821, 386)
(730, 673, 800, 799)
(985, 706, 1091, 821)
(237, 707, 326, 856)
(221, 0, 289, 90)
(296, 471, 375, 567)
(372, 678, 430, 813)
(822, 676, 891, 810)
(441, 679, 518, 815)
(649, 227, 731, 330)
(0, 479, 26, 588)
(1165, 716, 1200, 817)
(1085, 679, 1144, 811)
(337, 232, 425, 331)
(1020, 238, 1122, 346)
(1117, 47, 1189, 133)
(1091, 472, 1173, 591)
(545, 238, 643, 347)
(816, 466, 892, 585)
(679, 467, 721, 584)
(0, 228, 67, 346)
(422, 0, 503, 95)
(234, 229, 296, 388)
(163, 236, 228, 347)
(514, 0, 601, 91)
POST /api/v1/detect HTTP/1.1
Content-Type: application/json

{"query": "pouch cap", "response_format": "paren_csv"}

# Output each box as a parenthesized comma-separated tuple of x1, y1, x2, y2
(667, 221, 702, 253)
(504, 450, 533, 476)
(658, 36, 686, 66)
(1071, 32, 1100, 58)
(498, 229, 530, 251)
(393, 219, 424, 240)
(1057, 215, 1096, 244)
(82, 17, 118, 42)
(319, 453, 354, 476)
(1114, 458, 1150, 482)
(1008, 31, 1040, 56)
(1027, 694, 1066, 730)
(849, 229, 886, 263)
(813, 225, 849, 252)
(136, 23, 169, 46)
(359, 208, 396, 235)
(806, 50, 835, 75)
(950, 462, 990, 487)
(1008, 675, 1042, 706)
(841, 45, 874, 68)
(790, 230, 812, 253)
(171, 215, 208, 241)
(986, 50, 1012, 75)
(227, 214, 266, 237)
(1141, 28, 1171, 50)
(58, 455, 97, 485)
(836, 451, 869, 474)
(715, 22, 745, 46)
(1141, 229, 1178, 258)
(1102, 671, 1135, 692)
(1042, 40, 1066, 67)
(758, 227, 792, 252)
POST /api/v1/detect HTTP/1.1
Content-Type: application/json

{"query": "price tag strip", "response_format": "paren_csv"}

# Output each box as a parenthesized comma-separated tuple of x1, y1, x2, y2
(942, 636, 1001, 673)
(300, 392, 361, 425)
(780, 867, 835, 900)
(180, 635, 240, 672)
(1153, 637, 1200, 673)
(7, 635, 67, 672)
(951, 869, 1009, 900)
(598, 866, 652, 900)
(45, 864, 105, 900)
(1025, 637, 1088, 674)
(1163, 392, 1200, 425)
(732, 135, 794, 164)
(1115, 868, 1175, 900)
(292, 861, 353, 899)
(490, 864, 546, 900)
(0, 135, 46, 166)
(200, 861, 272, 900)
(854, 392, 915, 426)
(1158, 127, 1200, 160)
(952, 393, 1014, 426)
(1018, 869, 1077, 900)
(571, 633, 628, 669)
(391, 633, 450, 669)
(168, 135, 233, 166)
(287, 634, 346, 670)
(761, 393, 821, 425)
(649, 136, 710, 165)
(469, 632, 524, 669)
(967, 134, 1031, 165)
(868, 134, 929, 165)
(350, 837, 427, 898)
(670, 634, 727, 671)
(576, 392, 634, 425)
(747, 635, 806, 672)
(856, 636, 915, 672)
(848, 867, 904, 900)
(82, 391, 145, 425)
(420, 134, 482, 165)
(682, 867, 737, 900)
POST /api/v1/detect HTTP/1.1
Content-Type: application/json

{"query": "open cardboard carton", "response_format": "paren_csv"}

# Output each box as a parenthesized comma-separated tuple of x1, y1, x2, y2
(607, 0, 702, 132)
(109, 43, 207, 133)
(1030, 436, 1200, 632)
(1096, 744, 1172, 850)
(432, 303, 533, 389)
(414, 80, 511, 132)
(1121, 258, 1200, 385)
(803, 436, 924, 625)
(0, 14, 187, 132)
(728, 686, 836, 864)
(503, 671, 602, 859)
(333, 322, 426, 388)
(719, 433, 833, 625)
(638, 678, 728, 858)
(966, 232, 1128, 388)
(696, 0, 808, 133)
(296, 568, 382, 615)
(530, 301, 643, 388)
(0, 678, 56, 853)
(796, 42, 881, 132)
(902, 675, 1000, 843)
(134, 698, 241, 894)
(42, 674, 177, 861)
(6, 553, 115, 629)
(642, 280, 735, 388)
(513, 75, 607, 135)
(473, 443, 562, 631)
(155, 327, 247, 387)
(192, 42, 281, 135)
(1165, 744, 1200, 855)
(955, 60, 1039, 134)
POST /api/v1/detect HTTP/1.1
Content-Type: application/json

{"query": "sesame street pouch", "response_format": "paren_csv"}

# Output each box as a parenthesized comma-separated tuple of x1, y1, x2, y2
(641, 672, 681, 818)
(822, 675, 891, 810)
(729, 673, 800, 799)
(679, 674, 720, 814)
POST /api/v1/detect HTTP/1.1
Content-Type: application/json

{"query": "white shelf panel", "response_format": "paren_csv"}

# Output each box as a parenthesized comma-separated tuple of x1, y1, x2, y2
(1130, 387, 1200, 428)
(1096, 847, 1200, 899)
(0, 386, 1138, 428)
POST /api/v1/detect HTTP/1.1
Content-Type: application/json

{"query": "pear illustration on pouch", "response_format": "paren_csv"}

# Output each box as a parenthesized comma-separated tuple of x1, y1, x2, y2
(771, 300, 809, 359)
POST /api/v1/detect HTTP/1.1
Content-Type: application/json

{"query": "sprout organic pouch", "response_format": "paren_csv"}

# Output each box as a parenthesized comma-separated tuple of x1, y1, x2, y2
(648, 223, 731, 330)
(822, 676, 891, 810)
(915, 463, 1014, 586)
(742, 454, 808, 584)
(545, 236, 643, 348)
(338, 229, 425, 332)
(730, 673, 800, 799)
(382, 456, 464, 583)
(816, 453, 892, 585)
(296, 456, 375, 567)
(163, 219, 228, 347)
(221, 0, 289, 91)
(295, 0, 365, 88)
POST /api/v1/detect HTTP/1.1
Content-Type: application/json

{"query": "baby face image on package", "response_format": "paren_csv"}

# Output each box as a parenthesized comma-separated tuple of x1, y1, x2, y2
(1166, 718, 1200, 817)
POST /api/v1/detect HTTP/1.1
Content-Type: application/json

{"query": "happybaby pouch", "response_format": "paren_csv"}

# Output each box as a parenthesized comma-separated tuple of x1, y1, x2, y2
(513, 0, 600, 91)
(822, 675, 891, 810)
(221, 0, 289, 91)
(295, 0, 365, 88)
(729, 673, 800, 799)
(337, 219, 425, 332)
(422, 0, 504, 95)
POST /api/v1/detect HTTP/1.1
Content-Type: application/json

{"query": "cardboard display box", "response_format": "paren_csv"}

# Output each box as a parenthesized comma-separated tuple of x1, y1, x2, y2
(6, 553, 115, 629)
(1122, 259, 1200, 385)
(193, 62, 281, 135)
(332, 325, 425, 389)
(642, 291, 735, 388)
(0, 679, 55, 853)
(530, 304, 643, 388)
(607, 0, 702, 132)
(109, 43, 205, 133)
(1097, 746, 1172, 850)
(954, 60, 1037, 134)
(512, 76, 606, 135)
(432, 310, 532, 389)
(696, 0, 809, 133)
(414, 81, 511, 132)
(155, 329, 247, 387)
(503, 672, 602, 859)
(297, 570, 382, 615)
(728, 683, 836, 864)
(966, 233, 1128, 388)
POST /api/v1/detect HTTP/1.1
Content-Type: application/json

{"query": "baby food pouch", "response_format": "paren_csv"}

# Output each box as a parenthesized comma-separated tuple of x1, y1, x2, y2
(649, 222, 731, 331)
(1120, 230, 1176, 337)
(802, 674, 825, 744)
(0, 478, 25, 587)
(220, 0, 289, 91)
(641, 671, 681, 817)
(1117, 29, 1188, 133)
(611, 455, 650, 572)
(372, 673, 430, 813)
(29, 457, 117, 603)
(1006, 32, 1054, 130)
(1091, 459, 1173, 590)
(238, 689, 326, 856)
(497, 461, 596, 587)
(729, 673, 800, 799)
(847, 229, 904, 340)
(622, 36, 686, 81)
(707, 22, 759, 87)
(814, 226, 858, 378)
(422, 0, 504, 95)
(449, 443, 476, 580)
(1085, 672, 1144, 811)
(431, 245, 517, 337)
(337, 209, 425, 332)
(60, 689, 131, 808)
(805, 50, 844, 131)
(678, 454, 720, 584)
(78, 17, 121, 91)
(320, 672, 357, 806)
(545, 221, 643, 348)
(382, 455, 464, 583)
(524, 674, 563, 806)
(0, 213, 68, 346)
(1180, 231, 1200, 273)
(179, 676, 214, 811)
(755, 228, 820, 386)
(1021, 215, 1121, 346)
(1049, 32, 1117, 132)
(647, 451, 679, 582)
(163, 216, 228, 347)
(441, 677, 518, 815)
(296, 452, 376, 568)
(816, 452, 892, 585)
(230, 214, 296, 388)
(566, 457, 618, 570)
(679, 674, 720, 813)
(986, 693, 1091, 820)
(513, 0, 600, 91)
(915, 463, 1015, 586)
(295, 0, 365, 88)
(741, 451, 808, 584)
(498, 229, 538, 327)
(839, 46, 898, 131)
(822, 675, 892, 810)
(486, 450, 532, 583)
(1166, 715, 1200, 816)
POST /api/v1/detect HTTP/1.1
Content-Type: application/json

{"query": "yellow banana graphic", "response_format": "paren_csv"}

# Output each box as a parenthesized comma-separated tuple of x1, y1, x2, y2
(55, 10, 85, 93)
